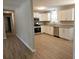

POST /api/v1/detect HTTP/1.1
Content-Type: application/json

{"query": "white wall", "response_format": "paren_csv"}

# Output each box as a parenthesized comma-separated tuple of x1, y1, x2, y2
(15, 0, 35, 52)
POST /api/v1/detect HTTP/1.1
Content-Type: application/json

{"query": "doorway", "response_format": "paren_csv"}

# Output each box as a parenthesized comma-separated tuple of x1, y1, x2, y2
(4, 13, 12, 33)
(3, 10, 16, 37)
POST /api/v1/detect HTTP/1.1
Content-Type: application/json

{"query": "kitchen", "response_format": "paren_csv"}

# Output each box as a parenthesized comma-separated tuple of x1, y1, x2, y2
(33, 4, 74, 40)
(3, 0, 75, 59)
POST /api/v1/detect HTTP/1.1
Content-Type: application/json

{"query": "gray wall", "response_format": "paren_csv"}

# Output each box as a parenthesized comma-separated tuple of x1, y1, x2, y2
(15, 0, 35, 52)
(3, 17, 6, 39)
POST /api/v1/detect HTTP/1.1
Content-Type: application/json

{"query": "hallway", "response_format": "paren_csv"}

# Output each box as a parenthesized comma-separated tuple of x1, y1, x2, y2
(3, 34, 73, 59)
(3, 34, 34, 59)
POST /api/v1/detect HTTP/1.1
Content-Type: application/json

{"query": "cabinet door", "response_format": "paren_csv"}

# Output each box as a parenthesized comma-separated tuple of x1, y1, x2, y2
(47, 26, 51, 35)
(59, 10, 70, 21)
(41, 26, 46, 33)
(72, 8, 75, 21)
(59, 28, 74, 40)
(58, 8, 74, 21)
(58, 10, 66, 21)
(67, 8, 74, 21)
(59, 28, 64, 38)
(33, 12, 40, 18)
(67, 28, 74, 40)
(48, 26, 51, 34)
(41, 26, 44, 33)
(65, 9, 72, 21)
(41, 25, 54, 35)
(43, 26, 53, 35)
(41, 26, 49, 34)
(63, 29, 69, 39)
(59, 28, 69, 39)
(40, 13, 49, 21)
(45, 26, 49, 34)
(49, 26, 54, 35)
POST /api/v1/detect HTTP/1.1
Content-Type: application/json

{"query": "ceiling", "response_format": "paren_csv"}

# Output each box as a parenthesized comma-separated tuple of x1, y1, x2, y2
(33, 0, 75, 11)
(3, 0, 75, 10)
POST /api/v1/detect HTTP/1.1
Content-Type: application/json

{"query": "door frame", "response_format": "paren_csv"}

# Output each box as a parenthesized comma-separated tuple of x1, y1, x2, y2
(3, 9, 16, 34)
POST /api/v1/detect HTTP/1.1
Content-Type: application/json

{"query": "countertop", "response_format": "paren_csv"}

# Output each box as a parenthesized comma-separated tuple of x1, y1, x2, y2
(41, 24, 74, 28)
(34, 26, 41, 28)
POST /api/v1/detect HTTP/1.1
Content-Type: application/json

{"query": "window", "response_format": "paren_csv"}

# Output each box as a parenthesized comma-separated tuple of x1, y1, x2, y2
(48, 8, 58, 23)
(48, 13, 51, 21)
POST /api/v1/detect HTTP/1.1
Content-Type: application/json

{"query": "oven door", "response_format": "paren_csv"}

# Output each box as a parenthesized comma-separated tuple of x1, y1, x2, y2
(34, 27, 41, 33)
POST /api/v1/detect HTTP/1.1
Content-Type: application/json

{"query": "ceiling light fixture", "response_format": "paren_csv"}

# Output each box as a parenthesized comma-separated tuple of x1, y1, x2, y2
(48, 8, 57, 11)
(37, 6, 47, 10)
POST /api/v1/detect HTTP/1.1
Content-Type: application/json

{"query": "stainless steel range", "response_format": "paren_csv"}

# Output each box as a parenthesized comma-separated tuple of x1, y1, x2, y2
(34, 18, 41, 33)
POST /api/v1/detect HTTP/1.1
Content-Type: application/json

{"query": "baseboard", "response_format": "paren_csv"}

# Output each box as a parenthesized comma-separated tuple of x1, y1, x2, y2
(3, 37, 7, 39)
(16, 34, 36, 52)
(53, 35, 60, 38)
(58, 36, 70, 41)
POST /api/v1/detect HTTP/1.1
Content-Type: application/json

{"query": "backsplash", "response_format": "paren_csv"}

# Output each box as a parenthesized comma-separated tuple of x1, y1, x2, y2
(39, 21, 50, 25)
(39, 21, 74, 25)
(60, 21, 74, 25)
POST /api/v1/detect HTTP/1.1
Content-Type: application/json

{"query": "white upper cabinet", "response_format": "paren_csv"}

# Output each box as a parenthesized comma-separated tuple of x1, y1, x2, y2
(58, 8, 75, 21)
(33, 12, 50, 21)
(40, 13, 50, 21)
(33, 12, 40, 18)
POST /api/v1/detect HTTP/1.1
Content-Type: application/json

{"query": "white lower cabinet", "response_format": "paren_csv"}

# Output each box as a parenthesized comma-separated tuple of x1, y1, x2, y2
(48, 26, 54, 35)
(59, 28, 64, 38)
(41, 25, 74, 40)
(41, 25, 54, 35)
(59, 27, 74, 40)
(41, 26, 45, 33)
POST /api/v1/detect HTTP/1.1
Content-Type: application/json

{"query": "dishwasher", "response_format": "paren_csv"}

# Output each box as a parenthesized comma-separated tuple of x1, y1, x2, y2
(54, 27, 59, 37)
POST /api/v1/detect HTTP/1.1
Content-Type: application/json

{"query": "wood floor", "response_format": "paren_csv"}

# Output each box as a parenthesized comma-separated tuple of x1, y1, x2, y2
(3, 33, 73, 59)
